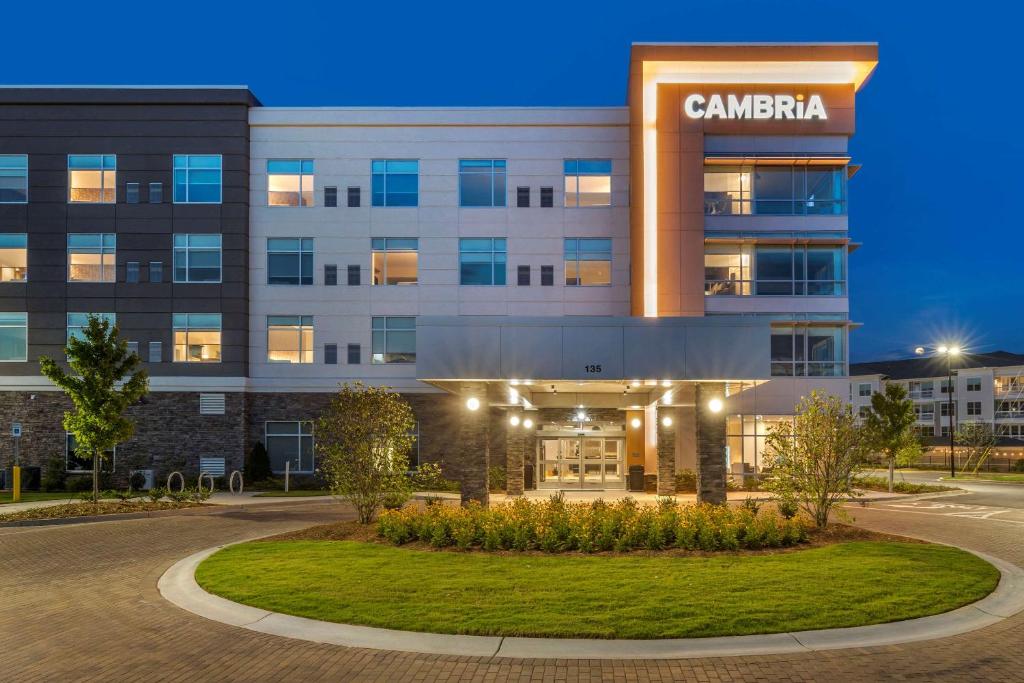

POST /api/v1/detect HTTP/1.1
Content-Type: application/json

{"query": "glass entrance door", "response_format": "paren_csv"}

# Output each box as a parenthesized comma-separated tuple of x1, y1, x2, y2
(538, 436, 624, 489)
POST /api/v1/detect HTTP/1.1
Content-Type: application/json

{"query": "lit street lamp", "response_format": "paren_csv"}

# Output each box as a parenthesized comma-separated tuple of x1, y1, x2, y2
(916, 344, 961, 478)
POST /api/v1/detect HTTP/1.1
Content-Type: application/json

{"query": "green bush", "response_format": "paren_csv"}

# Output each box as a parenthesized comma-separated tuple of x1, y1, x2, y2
(409, 462, 460, 492)
(855, 476, 956, 494)
(245, 441, 272, 483)
(377, 497, 809, 553)
(674, 469, 697, 492)
(41, 455, 67, 492)
(1012, 459, 1024, 473)
(488, 465, 507, 493)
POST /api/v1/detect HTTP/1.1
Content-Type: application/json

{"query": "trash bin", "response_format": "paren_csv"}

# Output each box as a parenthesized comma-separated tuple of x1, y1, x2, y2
(628, 465, 645, 492)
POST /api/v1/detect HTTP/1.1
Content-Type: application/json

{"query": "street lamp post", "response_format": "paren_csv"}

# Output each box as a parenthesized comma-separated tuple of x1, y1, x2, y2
(917, 344, 960, 478)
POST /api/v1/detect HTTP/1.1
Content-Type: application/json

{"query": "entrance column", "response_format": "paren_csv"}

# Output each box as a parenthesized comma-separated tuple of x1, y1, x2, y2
(656, 406, 679, 496)
(453, 384, 490, 506)
(696, 382, 727, 504)
(506, 410, 525, 496)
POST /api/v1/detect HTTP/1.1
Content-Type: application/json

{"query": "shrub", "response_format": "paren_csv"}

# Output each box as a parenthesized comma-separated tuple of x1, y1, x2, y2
(377, 497, 808, 553)
(488, 465, 507, 493)
(409, 463, 460, 492)
(41, 455, 67, 492)
(674, 469, 697, 493)
(147, 486, 167, 503)
(1012, 459, 1024, 473)
(245, 441, 272, 483)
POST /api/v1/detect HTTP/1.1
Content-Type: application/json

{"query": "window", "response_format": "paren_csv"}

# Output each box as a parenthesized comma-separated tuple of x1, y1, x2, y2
(149, 261, 163, 283)
(0, 313, 27, 361)
(541, 265, 554, 286)
(967, 401, 982, 416)
(726, 415, 793, 473)
(914, 404, 934, 421)
(266, 421, 314, 473)
(517, 265, 531, 286)
(564, 159, 611, 207)
(908, 380, 933, 399)
(967, 377, 982, 392)
(149, 182, 163, 204)
(858, 383, 872, 397)
(126, 182, 140, 204)
(348, 186, 361, 207)
(858, 406, 871, 418)
(754, 246, 845, 296)
(540, 186, 553, 208)
(564, 238, 611, 286)
(704, 245, 751, 295)
(267, 238, 314, 285)
(173, 313, 222, 363)
(324, 186, 337, 207)
(66, 433, 114, 473)
(941, 426, 952, 437)
(940, 402, 956, 417)
(459, 238, 506, 285)
(348, 264, 361, 286)
(915, 425, 935, 438)
(770, 325, 845, 377)
(126, 341, 139, 357)
(372, 316, 415, 364)
(324, 264, 337, 286)
(347, 343, 361, 364)
(267, 315, 313, 363)
(371, 160, 418, 207)
(173, 234, 222, 283)
(703, 165, 846, 216)
(371, 238, 418, 285)
(324, 343, 337, 365)
(126, 261, 139, 283)
(267, 159, 314, 207)
(68, 155, 115, 203)
(940, 379, 953, 394)
(0, 234, 27, 282)
(0, 155, 28, 203)
(67, 234, 116, 282)
(148, 341, 162, 363)
(517, 186, 530, 208)
(459, 159, 506, 207)
(67, 313, 115, 343)
(173, 155, 222, 203)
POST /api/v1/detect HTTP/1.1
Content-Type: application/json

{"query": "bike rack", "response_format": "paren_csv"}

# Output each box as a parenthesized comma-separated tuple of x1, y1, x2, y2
(197, 471, 215, 495)
(228, 470, 244, 495)
(166, 471, 185, 494)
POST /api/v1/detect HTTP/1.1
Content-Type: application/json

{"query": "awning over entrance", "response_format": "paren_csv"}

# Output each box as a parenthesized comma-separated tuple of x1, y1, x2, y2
(415, 315, 770, 383)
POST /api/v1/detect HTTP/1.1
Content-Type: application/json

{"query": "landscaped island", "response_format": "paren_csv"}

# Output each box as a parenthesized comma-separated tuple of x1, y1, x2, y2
(194, 498, 999, 640)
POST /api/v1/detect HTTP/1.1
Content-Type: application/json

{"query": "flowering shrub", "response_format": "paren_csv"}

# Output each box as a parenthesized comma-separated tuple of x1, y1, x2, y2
(377, 496, 809, 553)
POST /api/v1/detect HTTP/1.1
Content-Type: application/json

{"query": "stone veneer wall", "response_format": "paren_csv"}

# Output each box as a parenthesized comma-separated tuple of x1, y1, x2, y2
(695, 383, 727, 504)
(656, 406, 679, 496)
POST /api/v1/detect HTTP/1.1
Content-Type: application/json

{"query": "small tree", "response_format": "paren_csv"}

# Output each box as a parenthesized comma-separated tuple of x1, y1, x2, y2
(316, 382, 415, 523)
(864, 383, 921, 493)
(39, 315, 148, 502)
(956, 422, 998, 475)
(762, 391, 870, 528)
(245, 441, 272, 483)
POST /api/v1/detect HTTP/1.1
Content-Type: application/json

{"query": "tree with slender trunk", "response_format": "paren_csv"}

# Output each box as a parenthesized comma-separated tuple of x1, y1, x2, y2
(955, 422, 998, 475)
(864, 383, 921, 492)
(762, 391, 870, 528)
(316, 382, 416, 523)
(39, 315, 148, 502)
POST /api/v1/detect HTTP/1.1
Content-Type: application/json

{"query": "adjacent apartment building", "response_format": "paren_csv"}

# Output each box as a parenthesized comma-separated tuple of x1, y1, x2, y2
(0, 43, 879, 501)
(851, 351, 1024, 465)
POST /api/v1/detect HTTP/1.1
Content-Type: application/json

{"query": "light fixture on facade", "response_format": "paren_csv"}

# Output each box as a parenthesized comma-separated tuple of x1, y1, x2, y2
(661, 416, 673, 427)
(509, 387, 519, 403)
(661, 380, 671, 388)
(510, 379, 520, 386)
(466, 397, 480, 411)
(708, 398, 724, 413)
(523, 418, 534, 429)
(576, 410, 587, 422)
(631, 380, 640, 388)
(509, 415, 520, 426)
(630, 417, 642, 429)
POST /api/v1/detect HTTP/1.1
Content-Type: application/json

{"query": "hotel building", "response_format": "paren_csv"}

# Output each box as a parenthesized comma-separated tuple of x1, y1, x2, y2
(0, 43, 878, 501)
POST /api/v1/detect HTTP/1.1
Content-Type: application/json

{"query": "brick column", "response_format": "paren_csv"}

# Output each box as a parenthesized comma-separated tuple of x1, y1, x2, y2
(696, 383, 727, 504)
(656, 406, 678, 496)
(505, 411, 525, 496)
(453, 386, 489, 506)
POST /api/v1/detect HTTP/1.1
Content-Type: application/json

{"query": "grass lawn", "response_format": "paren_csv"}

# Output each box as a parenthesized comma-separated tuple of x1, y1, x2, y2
(253, 490, 332, 497)
(855, 476, 958, 494)
(945, 473, 1024, 483)
(196, 540, 998, 639)
(0, 491, 81, 505)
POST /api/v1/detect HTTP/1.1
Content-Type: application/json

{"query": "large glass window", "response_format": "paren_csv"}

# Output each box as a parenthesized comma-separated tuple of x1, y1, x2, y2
(0, 312, 27, 361)
(459, 159, 506, 207)
(173, 155, 222, 203)
(67, 313, 115, 343)
(267, 159, 314, 207)
(267, 238, 314, 285)
(770, 325, 845, 377)
(704, 245, 751, 295)
(173, 234, 222, 283)
(371, 316, 415, 364)
(0, 234, 27, 282)
(173, 313, 222, 363)
(66, 433, 115, 474)
(265, 421, 314, 473)
(371, 238, 418, 285)
(68, 155, 115, 203)
(371, 160, 418, 207)
(726, 415, 793, 474)
(459, 238, 506, 285)
(704, 165, 846, 215)
(67, 234, 116, 282)
(0, 155, 28, 203)
(564, 238, 611, 286)
(564, 159, 611, 207)
(754, 246, 845, 296)
(267, 315, 313, 363)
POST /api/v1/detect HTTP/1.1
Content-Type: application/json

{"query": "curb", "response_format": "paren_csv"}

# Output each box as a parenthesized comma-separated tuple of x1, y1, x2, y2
(158, 538, 1024, 660)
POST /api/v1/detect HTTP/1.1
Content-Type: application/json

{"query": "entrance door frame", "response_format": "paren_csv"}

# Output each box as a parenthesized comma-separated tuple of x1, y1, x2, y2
(536, 431, 626, 490)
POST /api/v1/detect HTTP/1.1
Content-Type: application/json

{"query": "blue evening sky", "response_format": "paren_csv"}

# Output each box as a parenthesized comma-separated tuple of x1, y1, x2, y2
(6, 1, 1020, 361)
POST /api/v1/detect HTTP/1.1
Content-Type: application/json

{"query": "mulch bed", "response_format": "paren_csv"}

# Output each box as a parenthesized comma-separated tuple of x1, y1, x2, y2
(0, 500, 203, 523)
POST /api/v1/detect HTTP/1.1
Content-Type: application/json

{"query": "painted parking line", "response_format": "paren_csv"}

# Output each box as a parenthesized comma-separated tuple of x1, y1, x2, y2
(862, 500, 1024, 526)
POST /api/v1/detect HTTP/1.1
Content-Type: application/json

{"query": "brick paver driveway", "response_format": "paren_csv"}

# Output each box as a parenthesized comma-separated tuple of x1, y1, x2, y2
(2, 496, 1023, 682)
